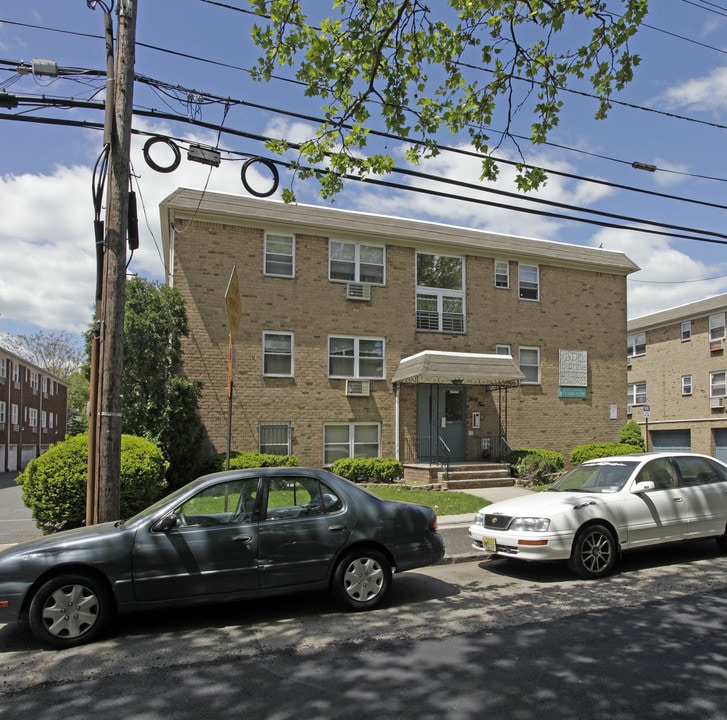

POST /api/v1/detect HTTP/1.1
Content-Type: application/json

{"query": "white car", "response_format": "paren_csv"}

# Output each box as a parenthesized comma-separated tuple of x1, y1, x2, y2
(468, 452, 727, 579)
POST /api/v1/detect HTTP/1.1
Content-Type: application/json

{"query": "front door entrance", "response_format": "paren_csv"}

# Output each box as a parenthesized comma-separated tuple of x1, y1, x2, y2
(416, 384, 467, 462)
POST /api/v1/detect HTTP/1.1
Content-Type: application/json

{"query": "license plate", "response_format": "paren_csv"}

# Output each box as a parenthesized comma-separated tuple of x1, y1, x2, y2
(483, 536, 497, 553)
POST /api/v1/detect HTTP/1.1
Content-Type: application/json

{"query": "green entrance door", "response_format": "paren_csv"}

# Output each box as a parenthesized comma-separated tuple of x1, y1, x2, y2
(416, 384, 467, 462)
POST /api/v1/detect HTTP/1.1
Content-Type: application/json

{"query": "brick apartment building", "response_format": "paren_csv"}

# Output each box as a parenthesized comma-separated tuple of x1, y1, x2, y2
(160, 189, 638, 470)
(627, 293, 727, 460)
(0, 345, 68, 472)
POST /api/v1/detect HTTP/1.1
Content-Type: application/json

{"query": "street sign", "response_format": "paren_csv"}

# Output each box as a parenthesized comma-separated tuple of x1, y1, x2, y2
(225, 265, 241, 341)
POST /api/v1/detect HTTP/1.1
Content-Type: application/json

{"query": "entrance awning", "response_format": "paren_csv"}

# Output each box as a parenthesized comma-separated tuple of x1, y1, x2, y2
(392, 350, 524, 387)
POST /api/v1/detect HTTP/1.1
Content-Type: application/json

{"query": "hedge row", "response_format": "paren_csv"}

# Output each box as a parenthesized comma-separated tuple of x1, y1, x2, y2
(569, 443, 643, 465)
(203, 451, 299, 473)
(331, 457, 403, 484)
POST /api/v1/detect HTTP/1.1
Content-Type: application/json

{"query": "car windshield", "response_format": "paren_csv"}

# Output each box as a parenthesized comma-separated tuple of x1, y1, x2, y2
(547, 460, 639, 493)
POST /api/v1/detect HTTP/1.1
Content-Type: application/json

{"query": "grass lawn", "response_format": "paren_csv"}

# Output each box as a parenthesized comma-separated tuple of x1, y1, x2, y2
(366, 485, 488, 516)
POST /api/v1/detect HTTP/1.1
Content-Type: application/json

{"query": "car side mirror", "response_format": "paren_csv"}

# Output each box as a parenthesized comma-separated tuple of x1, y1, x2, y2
(632, 481, 655, 494)
(153, 513, 178, 532)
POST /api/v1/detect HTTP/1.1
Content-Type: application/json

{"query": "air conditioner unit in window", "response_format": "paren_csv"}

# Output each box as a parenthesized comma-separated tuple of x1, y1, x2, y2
(626, 404, 633, 415)
(346, 282, 371, 300)
(626, 357, 632, 369)
(710, 339, 725, 352)
(710, 397, 725, 409)
(345, 379, 371, 397)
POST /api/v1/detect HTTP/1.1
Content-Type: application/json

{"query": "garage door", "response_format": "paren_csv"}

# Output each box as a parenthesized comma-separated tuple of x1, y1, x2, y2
(714, 429, 727, 463)
(651, 429, 691, 453)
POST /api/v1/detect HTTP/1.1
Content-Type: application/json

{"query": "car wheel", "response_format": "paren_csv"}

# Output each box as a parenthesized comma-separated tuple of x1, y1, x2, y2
(567, 524, 617, 579)
(28, 573, 113, 648)
(332, 549, 392, 611)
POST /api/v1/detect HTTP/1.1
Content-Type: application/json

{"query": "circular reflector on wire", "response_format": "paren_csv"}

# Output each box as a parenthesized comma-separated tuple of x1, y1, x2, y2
(241, 157, 279, 197)
(142, 136, 181, 173)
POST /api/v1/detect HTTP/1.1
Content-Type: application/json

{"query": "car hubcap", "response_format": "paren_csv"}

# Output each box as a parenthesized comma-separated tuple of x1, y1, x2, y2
(343, 557, 384, 602)
(581, 532, 612, 573)
(41, 584, 99, 639)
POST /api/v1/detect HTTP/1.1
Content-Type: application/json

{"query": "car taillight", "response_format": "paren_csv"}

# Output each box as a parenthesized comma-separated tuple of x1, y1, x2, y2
(429, 516, 438, 532)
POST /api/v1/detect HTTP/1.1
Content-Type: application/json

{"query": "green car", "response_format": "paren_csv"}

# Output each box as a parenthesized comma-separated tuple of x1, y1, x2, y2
(0, 467, 444, 648)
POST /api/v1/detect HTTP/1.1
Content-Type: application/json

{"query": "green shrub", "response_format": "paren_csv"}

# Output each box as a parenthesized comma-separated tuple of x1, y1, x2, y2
(17, 434, 168, 533)
(569, 442, 643, 465)
(617, 420, 646, 450)
(509, 449, 565, 487)
(331, 457, 404, 484)
(204, 450, 299, 473)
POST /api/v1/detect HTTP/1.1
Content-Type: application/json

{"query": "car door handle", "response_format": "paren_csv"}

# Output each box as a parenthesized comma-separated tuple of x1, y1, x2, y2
(232, 534, 253, 543)
(328, 525, 346, 533)
(673, 497, 685, 503)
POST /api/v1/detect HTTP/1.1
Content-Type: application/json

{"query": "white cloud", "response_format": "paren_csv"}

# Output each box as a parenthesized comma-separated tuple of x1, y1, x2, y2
(591, 227, 727, 319)
(662, 67, 727, 112)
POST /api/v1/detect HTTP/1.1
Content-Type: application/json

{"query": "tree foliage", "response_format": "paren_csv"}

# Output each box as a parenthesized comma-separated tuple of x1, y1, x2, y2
(2, 329, 84, 380)
(249, 0, 648, 199)
(122, 278, 205, 489)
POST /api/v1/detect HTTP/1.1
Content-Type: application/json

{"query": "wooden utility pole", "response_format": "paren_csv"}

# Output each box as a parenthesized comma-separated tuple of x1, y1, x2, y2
(87, 0, 138, 524)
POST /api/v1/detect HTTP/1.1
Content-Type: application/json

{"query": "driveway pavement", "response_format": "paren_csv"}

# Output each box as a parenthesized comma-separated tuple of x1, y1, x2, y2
(0, 471, 42, 548)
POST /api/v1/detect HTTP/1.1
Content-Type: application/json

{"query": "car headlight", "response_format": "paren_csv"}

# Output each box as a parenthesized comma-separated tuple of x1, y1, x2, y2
(509, 517, 550, 532)
(474, 512, 486, 527)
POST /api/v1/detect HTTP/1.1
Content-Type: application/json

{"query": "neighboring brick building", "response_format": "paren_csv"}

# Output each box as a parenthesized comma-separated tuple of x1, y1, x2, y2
(627, 293, 727, 460)
(160, 189, 638, 469)
(0, 346, 68, 472)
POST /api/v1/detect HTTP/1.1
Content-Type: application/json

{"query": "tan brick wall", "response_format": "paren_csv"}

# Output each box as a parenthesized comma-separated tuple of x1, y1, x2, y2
(174, 219, 629, 466)
(628, 312, 727, 455)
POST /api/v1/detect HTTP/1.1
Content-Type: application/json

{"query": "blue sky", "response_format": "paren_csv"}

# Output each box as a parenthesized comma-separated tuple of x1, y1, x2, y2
(1, 0, 727, 343)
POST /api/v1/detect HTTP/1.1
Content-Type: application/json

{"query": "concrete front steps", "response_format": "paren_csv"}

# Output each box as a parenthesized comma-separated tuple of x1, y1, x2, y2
(403, 461, 515, 490)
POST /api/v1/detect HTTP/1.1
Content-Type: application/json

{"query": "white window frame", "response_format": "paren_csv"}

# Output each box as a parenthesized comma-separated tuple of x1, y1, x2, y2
(328, 336, 385, 379)
(262, 332, 294, 377)
(628, 381, 647, 405)
(494, 260, 509, 289)
(710, 371, 726, 398)
(0, 401, 5, 423)
(0, 358, 6, 379)
(11, 362, 19, 383)
(709, 313, 726, 341)
(264, 232, 295, 278)
(681, 321, 692, 342)
(29, 408, 38, 427)
(415, 252, 465, 334)
(518, 264, 539, 301)
(627, 332, 646, 358)
(495, 344, 511, 356)
(329, 240, 385, 285)
(519, 346, 541, 384)
(258, 422, 291, 455)
(11, 404, 19, 425)
(682, 375, 692, 396)
(323, 423, 381, 465)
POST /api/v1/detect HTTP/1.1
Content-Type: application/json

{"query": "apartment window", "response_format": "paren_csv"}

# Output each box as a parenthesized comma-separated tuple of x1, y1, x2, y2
(628, 381, 647, 405)
(49, 412, 54, 429)
(0, 358, 6, 379)
(29, 408, 38, 427)
(519, 347, 540, 384)
(710, 371, 726, 398)
(259, 422, 291, 455)
(627, 332, 646, 357)
(262, 333, 294, 377)
(518, 264, 539, 301)
(328, 337, 384, 378)
(495, 260, 509, 289)
(0, 401, 5, 424)
(264, 233, 295, 277)
(11, 362, 19, 383)
(681, 321, 691, 342)
(323, 423, 380, 465)
(41, 411, 47, 429)
(709, 313, 726, 341)
(30, 371, 39, 392)
(11, 404, 18, 425)
(416, 253, 465, 333)
(329, 241, 385, 285)
(682, 375, 692, 396)
(495, 344, 511, 356)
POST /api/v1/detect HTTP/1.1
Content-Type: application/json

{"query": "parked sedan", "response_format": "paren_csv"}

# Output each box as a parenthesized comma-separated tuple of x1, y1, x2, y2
(0, 468, 444, 648)
(469, 453, 727, 579)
